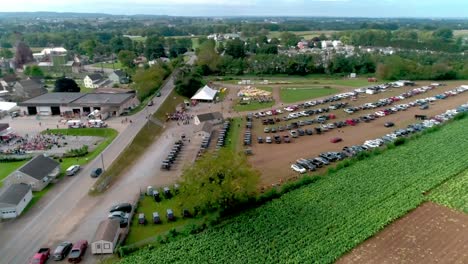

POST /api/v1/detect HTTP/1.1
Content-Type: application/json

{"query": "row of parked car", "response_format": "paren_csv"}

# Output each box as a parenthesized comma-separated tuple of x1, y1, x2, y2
(215, 121, 231, 151)
(161, 140, 184, 170)
(343, 84, 444, 114)
(290, 103, 467, 174)
(30, 240, 89, 264)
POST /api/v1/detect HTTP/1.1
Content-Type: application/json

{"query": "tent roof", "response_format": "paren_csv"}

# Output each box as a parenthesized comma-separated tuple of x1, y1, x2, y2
(0, 102, 18, 112)
(191, 85, 217, 101)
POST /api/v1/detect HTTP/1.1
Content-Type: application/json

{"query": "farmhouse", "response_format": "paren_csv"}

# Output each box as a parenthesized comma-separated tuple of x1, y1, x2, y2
(84, 74, 112, 89)
(91, 219, 120, 254)
(18, 92, 138, 117)
(191, 85, 218, 103)
(194, 112, 223, 126)
(0, 183, 32, 219)
(4, 155, 60, 191)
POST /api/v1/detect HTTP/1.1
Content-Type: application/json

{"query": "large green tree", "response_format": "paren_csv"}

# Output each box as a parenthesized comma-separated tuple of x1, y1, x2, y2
(145, 36, 166, 60)
(225, 39, 246, 59)
(178, 149, 260, 213)
(133, 63, 171, 100)
(54, 77, 80, 92)
(196, 39, 221, 74)
(117, 50, 136, 68)
(174, 66, 204, 97)
(24, 65, 44, 77)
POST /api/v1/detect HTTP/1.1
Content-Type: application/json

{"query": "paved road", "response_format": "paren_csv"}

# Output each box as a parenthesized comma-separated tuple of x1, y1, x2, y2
(0, 55, 196, 264)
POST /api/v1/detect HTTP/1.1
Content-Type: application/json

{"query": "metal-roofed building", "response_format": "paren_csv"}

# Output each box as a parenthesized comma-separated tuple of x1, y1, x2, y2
(18, 92, 138, 117)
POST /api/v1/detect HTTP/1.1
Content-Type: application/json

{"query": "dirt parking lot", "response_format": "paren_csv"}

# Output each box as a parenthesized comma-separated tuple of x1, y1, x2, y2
(246, 81, 468, 186)
(337, 202, 468, 264)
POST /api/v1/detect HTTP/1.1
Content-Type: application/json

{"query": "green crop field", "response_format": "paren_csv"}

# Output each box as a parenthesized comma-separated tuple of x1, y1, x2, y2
(429, 168, 468, 213)
(280, 87, 339, 103)
(118, 117, 468, 263)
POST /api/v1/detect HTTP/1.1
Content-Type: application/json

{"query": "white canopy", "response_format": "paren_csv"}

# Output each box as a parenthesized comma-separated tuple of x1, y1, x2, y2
(191, 85, 218, 101)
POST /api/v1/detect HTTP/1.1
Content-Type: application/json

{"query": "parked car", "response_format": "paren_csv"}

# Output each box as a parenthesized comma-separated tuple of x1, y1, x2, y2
(90, 168, 103, 178)
(152, 212, 161, 224)
(289, 130, 298, 138)
(67, 240, 87, 263)
(30, 248, 50, 264)
(108, 211, 130, 220)
(66, 165, 80, 176)
(291, 164, 306, 174)
(330, 137, 343, 143)
(384, 122, 395, 127)
(265, 136, 272, 144)
(182, 209, 192, 218)
(257, 136, 264, 143)
(109, 203, 132, 213)
(167, 209, 175, 221)
(53, 242, 72, 261)
(138, 213, 146, 225)
(283, 135, 291, 143)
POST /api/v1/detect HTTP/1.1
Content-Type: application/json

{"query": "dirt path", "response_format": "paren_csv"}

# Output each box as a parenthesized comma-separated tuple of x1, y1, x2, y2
(337, 202, 468, 264)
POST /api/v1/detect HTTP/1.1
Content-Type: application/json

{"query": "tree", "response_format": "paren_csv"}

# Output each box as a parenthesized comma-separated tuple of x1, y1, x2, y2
(118, 50, 136, 68)
(279, 32, 300, 47)
(433, 28, 453, 42)
(14, 41, 34, 68)
(174, 66, 204, 97)
(79, 39, 97, 59)
(0, 48, 13, 59)
(225, 39, 246, 59)
(24, 65, 44, 77)
(196, 40, 221, 74)
(145, 36, 165, 60)
(133, 63, 171, 100)
(54, 77, 80, 92)
(177, 149, 260, 213)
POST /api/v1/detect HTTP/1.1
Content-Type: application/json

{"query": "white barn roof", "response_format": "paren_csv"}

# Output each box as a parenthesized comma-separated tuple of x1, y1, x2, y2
(191, 85, 217, 101)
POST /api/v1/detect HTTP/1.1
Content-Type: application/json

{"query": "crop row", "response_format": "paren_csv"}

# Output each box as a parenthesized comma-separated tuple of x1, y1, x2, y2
(119, 117, 468, 264)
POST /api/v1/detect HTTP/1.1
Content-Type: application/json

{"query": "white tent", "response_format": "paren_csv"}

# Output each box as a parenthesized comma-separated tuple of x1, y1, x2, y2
(191, 85, 218, 102)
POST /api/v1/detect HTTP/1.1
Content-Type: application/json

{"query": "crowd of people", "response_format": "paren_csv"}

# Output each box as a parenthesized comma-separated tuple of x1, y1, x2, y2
(167, 111, 193, 125)
(0, 133, 66, 155)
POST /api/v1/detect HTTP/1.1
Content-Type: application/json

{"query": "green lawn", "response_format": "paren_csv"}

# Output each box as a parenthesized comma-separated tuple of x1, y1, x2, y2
(0, 160, 29, 187)
(212, 75, 375, 87)
(126, 195, 203, 245)
(233, 101, 275, 112)
(191, 38, 200, 50)
(225, 118, 243, 153)
(280, 87, 339, 103)
(90, 61, 123, 69)
(429, 168, 468, 213)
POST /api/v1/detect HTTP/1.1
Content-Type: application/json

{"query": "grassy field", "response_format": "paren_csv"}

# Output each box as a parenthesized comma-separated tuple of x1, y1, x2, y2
(90, 61, 123, 69)
(454, 30, 468, 37)
(267, 30, 339, 39)
(0, 160, 29, 187)
(118, 117, 468, 263)
(191, 38, 200, 50)
(224, 117, 243, 153)
(233, 101, 275, 112)
(280, 87, 339, 103)
(126, 195, 204, 245)
(429, 168, 468, 213)
(91, 90, 186, 194)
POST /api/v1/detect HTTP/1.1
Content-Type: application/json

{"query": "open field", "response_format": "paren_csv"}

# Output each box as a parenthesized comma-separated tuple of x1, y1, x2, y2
(0, 160, 29, 187)
(280, 87, 339, 103)
(248, 81, 468, 186)
(213, 75, 374, 87)
(118, 115, 468, 263)
(90, 61, 123, 69)
(233, 101, 275, 112)
(454, 30, 468, 37)
(267, 30, 339, 39)
(338, 202, 468, 264)
(429, 168, 468, 213)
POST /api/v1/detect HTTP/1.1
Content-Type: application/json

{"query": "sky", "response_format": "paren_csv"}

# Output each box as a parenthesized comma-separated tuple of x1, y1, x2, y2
(2, 0, 468, 18)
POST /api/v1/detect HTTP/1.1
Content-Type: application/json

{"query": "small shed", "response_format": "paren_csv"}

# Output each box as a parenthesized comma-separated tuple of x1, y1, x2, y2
(91, 219, 120, 254)
(0, 183, 32, 219)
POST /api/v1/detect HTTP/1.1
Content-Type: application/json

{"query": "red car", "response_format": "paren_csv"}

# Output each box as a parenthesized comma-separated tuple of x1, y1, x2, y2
(68, 240, 88, 263)
(30, 248, 50, 264)
(330, 137, 343, 143)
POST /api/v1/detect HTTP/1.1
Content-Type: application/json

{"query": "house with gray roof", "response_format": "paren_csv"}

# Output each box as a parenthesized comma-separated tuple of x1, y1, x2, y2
(4, 155, 60, 191)
(0, 183, 32, 219)
(13, 79, 47, 100)
(194, 112, 224, 125)
(108, 70, 129, 84)
(84, 73, 112, 89)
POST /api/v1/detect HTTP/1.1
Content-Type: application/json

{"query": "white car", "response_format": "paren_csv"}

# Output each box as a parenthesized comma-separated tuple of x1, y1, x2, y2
(265, 111, 272, 116)
(344, 108, 354, 114)
(108, 211, 130, 220)
(291, 164, 306, 174)
(66, 165, 81, 176)
(375, 111, 386, 117)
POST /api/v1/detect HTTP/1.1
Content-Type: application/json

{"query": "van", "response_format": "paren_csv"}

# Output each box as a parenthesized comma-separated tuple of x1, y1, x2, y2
(67, 120, 85, 129)
(87, 119, 107, 128)
(66, 165, 80, 176)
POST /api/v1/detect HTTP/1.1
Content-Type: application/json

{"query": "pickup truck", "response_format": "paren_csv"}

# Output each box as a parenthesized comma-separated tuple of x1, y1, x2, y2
(30, 248, 50, 264)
